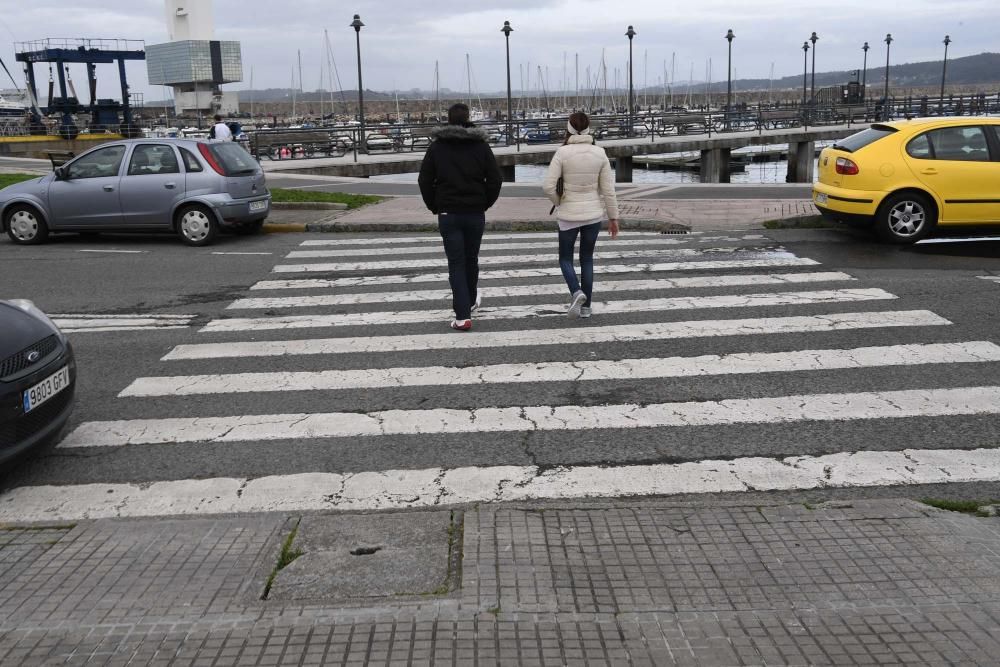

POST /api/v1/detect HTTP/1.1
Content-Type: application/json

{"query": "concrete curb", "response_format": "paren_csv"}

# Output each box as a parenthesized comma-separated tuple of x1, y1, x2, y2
(298, 219, 691, 233)
(271, 201, 349, 211)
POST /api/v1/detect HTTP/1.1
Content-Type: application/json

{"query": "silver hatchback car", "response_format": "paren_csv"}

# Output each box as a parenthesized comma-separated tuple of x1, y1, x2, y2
(0, 138, 271, 246)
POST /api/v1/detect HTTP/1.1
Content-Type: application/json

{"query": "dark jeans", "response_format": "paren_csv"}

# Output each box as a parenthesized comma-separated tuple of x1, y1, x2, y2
(438, 212, 486, 320)
(558, 222, 602, 307)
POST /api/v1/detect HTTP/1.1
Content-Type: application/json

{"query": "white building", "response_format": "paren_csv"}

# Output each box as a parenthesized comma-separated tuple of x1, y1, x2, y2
(146, 1, 243, 116)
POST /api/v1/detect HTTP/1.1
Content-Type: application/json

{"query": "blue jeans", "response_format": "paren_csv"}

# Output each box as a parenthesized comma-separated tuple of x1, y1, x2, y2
(558, 222, 601, 307)
(438, 212, 486, 320)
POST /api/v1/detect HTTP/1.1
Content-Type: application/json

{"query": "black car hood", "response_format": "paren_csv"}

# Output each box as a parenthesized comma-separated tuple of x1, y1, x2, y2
(0, 301, 57, 355)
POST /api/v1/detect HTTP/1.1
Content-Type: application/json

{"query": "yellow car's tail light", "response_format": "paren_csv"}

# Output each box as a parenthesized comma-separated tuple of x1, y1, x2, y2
(835, 157, 860, 175)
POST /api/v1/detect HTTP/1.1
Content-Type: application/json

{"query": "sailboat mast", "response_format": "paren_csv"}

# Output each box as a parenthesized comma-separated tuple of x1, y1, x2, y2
(434, 60, 441, 120)
(466, 54, 472, 108)
(575, 53, 579, 110)
(670, 52, 676, 108)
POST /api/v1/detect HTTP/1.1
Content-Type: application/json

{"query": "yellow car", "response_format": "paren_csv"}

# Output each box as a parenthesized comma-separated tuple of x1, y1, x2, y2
(813, 117, 1000, 243)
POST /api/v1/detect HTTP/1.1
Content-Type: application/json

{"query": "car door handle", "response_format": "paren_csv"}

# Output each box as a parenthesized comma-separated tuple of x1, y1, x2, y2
(103, 185, 115, 192)
(164, 182, 176, 189)
(920, 169, 938, 175)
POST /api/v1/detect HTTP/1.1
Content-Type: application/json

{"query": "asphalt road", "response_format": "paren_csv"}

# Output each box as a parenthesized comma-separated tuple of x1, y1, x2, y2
(1, 225, 1000, 518)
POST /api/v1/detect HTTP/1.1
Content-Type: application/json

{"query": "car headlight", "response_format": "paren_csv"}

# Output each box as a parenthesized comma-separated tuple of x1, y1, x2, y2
(7, 299, 66, 342)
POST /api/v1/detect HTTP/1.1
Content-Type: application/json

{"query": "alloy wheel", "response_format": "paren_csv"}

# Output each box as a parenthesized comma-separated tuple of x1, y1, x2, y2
(9, 209, 39, 242)
(887, 200, 926, 238)
(180, 209, 211, 243)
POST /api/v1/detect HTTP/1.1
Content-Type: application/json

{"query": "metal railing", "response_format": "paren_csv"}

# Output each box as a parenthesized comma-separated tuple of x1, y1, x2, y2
(243, 92, 1000, 163)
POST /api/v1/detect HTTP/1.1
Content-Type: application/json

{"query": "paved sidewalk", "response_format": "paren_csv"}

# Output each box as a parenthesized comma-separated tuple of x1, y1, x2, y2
(2, 499, 999, 665)
(314, 196, 816, 233)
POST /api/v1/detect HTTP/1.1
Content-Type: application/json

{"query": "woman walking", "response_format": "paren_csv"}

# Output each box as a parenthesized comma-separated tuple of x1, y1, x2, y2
(542, 112, 619, 319)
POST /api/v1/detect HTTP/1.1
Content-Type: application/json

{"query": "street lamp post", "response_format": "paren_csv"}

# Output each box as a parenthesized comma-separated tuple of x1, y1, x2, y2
(883, 33, 893, 119)
(502, 21, 513, 145)
(940, 35, 951, 113)
(626, 25, 636, 137)
(862, 42, 869, 101)
(802, 41, 809, 106)
(725, 28, 734, 130)
(350, 14, 365, 155)
(809, 32, 818, 103)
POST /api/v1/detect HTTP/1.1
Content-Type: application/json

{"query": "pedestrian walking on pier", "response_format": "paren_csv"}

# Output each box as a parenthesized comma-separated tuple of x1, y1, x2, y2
(542, 112, 619, 319)
(418, 103, 503, 331)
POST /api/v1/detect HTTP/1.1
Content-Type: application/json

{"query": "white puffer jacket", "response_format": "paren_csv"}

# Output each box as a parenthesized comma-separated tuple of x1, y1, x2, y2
(542, 135, 619, 222)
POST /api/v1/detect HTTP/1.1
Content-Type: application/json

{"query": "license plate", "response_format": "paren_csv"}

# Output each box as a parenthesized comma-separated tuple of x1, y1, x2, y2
(815, 193, 828, 205)
(249, 200, 268, 212)
(23, 366, 70, 414)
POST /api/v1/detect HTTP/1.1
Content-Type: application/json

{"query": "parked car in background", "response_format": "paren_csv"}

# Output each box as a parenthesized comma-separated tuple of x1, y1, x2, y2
(0, 299, 75, 469)
(813, 117, 1000, 243)
(0, 138, 271, 247)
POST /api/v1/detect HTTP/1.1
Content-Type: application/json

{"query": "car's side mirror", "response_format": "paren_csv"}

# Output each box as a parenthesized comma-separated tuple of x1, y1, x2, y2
(54, 166, 68, 181)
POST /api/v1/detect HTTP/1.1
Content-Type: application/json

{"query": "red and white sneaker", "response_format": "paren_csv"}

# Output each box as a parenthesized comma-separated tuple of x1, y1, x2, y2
(450, 319, 472, 331)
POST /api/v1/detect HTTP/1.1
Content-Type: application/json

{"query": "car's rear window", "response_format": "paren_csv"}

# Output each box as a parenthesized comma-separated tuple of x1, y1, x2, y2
(207, 143, 257, 176)
(832, 125, 898, 153)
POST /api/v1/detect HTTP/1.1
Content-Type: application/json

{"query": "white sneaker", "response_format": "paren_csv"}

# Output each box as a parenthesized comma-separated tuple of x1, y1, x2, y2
(580, 306, 592, 319)
(567, 290, 586, 318)
(471, 293, 482, 312)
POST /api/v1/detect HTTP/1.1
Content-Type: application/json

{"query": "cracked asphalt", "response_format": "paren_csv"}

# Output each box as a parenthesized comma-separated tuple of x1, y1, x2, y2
(2, 225, 1000, 507)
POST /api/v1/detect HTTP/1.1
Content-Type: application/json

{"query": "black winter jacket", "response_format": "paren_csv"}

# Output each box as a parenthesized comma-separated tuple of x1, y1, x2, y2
(418, 125, 502, 214)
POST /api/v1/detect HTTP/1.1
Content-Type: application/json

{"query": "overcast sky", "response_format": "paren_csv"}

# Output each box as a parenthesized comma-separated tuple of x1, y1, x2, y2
(0, 0, 995, 99)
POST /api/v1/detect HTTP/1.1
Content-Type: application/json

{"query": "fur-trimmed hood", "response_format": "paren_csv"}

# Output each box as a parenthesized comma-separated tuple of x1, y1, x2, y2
(430, 124, 489, 143)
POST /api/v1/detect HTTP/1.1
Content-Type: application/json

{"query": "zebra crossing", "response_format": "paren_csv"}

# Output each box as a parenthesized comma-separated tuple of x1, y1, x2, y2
(3, 231, 999, 522)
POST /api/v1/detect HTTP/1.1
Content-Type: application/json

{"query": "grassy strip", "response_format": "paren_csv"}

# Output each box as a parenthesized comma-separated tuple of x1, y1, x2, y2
(0, 173, 42, 190)
(269, 188, 382, 208)
(921, 498, 998, 517)
(261, 518, 304, 600)
(763, 215, 838, 230)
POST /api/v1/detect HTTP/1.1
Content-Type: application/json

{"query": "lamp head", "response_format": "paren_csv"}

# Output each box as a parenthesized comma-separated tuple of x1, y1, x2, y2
(810, 31, 818, 44)
(350, 14, 364, 32)
(725, 29, 735, 43)
(501, 20, 513, 36)
(863, 41, 870, 52)
(885, 33, 893, 45)
(944, 35, 951, 46)
(626, 25, 636, 40)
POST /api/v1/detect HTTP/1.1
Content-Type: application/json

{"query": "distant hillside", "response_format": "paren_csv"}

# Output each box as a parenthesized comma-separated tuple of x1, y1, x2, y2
(155, 52, 999, 104)
(728, 52, 1000, 92)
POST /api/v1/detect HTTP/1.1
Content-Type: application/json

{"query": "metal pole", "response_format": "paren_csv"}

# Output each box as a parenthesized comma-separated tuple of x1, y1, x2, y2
(810, 32, 818, 103)
(862, 42, 869, 101)
(351, 14, 366, 154)
(502, 21, 513, 146)
(725, 29, 734, 131)
(626, 26, 636, 137)
(940, 35, 951, 113)
(882, 33, 892, 114)
(802, 42, 809, 106)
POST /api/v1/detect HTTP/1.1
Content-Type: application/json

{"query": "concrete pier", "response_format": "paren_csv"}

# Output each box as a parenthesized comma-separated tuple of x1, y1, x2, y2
(786, 140, 816, 183)
(614, 156, 634, 183)
(699, 148, 732, 184)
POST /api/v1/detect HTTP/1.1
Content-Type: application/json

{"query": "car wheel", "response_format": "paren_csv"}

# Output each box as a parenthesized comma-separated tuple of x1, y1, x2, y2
(176, 205, 218, 247)
(876, 192, 935, 244)
(5, 205, 50, 245)
(233, 220, 264, 235)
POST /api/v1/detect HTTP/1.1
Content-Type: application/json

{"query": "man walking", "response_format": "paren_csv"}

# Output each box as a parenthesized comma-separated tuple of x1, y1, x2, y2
(210, 114, 232, 141)
(418, 103, 502, 331)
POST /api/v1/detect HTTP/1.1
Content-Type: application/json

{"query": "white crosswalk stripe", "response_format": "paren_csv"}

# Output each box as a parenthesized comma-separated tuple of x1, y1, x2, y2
(229, 272, 854, 310)
(11, 447, 1000, 521)
(978, 276, 1000, 284)
(165, 311, 951, 360)
(59, 386, 1000, 448)
(298, 231, 684, 246)
(253, 257, 821, 290)
(286, 236, 746, 259)
(3, 235, 997, 522)
(273, 247, 781, 273)
(202, 289, 897, 332)
(121, 342, 1000, 397)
